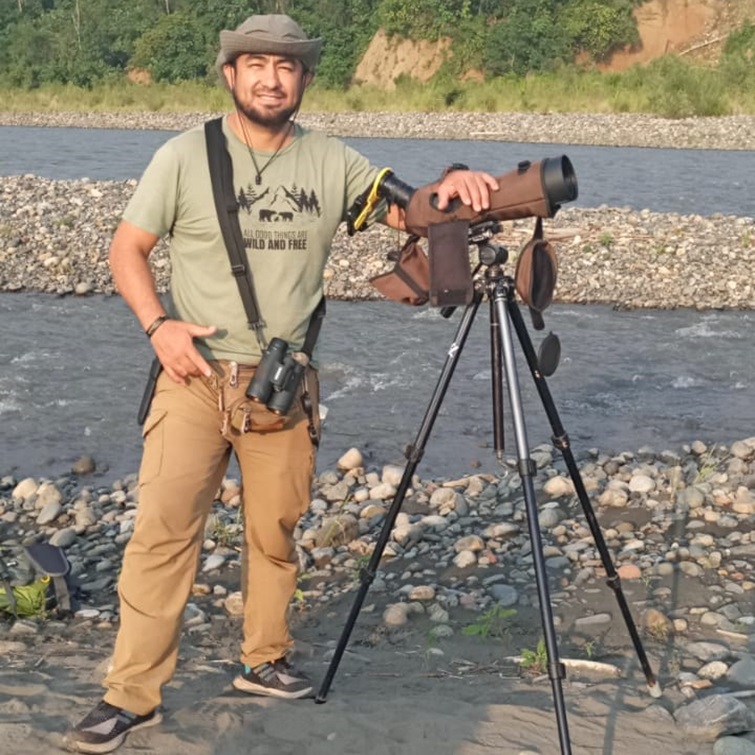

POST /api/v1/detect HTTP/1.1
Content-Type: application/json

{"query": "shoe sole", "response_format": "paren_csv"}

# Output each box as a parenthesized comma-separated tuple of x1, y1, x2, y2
(232, 675, 313, 699)
(65, 711, 163, 754)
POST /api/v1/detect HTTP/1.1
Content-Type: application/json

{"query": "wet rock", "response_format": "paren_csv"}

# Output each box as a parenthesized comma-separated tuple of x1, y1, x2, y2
(71, 456, 96, 475)
(674, 695, 755, 740)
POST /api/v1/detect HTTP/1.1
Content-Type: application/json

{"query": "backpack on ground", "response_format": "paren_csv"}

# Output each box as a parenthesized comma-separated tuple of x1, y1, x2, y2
(0, 543, 78, 618)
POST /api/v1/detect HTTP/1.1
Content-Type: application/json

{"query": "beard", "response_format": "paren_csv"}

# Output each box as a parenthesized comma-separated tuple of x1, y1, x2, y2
(231, 89, 301, 130)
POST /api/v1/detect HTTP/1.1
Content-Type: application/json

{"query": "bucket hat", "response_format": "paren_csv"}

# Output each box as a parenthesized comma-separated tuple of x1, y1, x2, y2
(215, 14, 322, 81)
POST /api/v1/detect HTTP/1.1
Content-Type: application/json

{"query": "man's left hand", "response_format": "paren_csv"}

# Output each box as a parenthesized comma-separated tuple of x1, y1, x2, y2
(435, 170, 499, 213)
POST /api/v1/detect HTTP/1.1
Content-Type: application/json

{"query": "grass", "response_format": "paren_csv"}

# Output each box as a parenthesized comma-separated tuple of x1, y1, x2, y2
(2, 56, 755, 117)
(206, 512, 242, 548)
(598, 232, 615, 249)
(349, 554, 372, 583)
(462, 605, 518, 639)
(645, 622, 671, 643)
(694, 446, 731, 484)
(520, 638, 548, 675)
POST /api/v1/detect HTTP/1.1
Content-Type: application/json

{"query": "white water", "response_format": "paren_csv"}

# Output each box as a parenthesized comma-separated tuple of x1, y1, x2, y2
(1, 294, 753, 482)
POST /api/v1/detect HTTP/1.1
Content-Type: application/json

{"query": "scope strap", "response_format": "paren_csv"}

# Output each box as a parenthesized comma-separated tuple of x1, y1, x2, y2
(299, 295, 326, 447)
(351, 167, 393, 233)
(205, 117, 267, 348)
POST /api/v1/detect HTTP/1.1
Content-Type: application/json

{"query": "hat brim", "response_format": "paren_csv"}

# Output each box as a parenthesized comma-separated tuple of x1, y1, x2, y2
(218, 30, 322, 72)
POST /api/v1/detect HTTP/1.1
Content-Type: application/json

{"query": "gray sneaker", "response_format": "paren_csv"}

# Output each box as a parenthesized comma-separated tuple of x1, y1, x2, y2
(232, 657, 313, 699)
(64, 700, 162, 753)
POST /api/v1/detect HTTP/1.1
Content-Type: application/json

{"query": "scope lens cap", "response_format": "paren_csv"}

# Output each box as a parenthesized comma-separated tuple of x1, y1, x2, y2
(538, 332, 561, 377)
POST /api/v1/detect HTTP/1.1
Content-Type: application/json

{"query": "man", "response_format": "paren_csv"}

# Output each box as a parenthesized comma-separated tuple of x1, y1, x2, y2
(65, 14, 497, 754)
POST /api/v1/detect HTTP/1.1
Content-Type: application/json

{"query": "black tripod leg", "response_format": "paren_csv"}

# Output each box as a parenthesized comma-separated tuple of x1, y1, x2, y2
(490, 296, 505, 461)
(507, 301, 662, 698)
(315, 293, 484, 704)
(492, 288, 572, 755)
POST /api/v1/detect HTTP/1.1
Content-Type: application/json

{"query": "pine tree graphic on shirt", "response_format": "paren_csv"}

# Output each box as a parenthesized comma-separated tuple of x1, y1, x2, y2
(237, 183, 322, 223)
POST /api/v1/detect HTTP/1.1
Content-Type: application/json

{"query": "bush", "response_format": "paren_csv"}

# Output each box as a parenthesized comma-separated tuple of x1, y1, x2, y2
(720, 22, 755, 91)
(484, 0, 570, 76)
(643, 56, 730, 118)
(558, 0, 639, 60)
(130, 11, 213, 83)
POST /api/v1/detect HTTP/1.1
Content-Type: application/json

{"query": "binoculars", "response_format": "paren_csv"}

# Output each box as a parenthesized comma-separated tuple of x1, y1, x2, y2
(246, 338, 308, 416)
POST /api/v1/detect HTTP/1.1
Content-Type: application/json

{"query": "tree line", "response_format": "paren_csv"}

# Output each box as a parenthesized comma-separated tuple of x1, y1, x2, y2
(0, 0, 656, 89)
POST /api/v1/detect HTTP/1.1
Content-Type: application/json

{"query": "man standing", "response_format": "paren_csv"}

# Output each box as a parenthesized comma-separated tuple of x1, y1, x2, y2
(65, 14, 497, 754)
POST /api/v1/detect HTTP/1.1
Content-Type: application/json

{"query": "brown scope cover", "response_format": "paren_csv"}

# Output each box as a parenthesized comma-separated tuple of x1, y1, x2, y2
(403, 157, 573, 238)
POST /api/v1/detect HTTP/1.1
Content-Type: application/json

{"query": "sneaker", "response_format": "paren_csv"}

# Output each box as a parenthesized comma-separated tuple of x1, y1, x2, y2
(64, 700, 162, 753)
(232, 657, 313, 699)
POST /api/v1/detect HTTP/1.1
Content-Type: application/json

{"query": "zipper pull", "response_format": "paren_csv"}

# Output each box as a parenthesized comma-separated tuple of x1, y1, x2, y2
(229, 361, 239, 389)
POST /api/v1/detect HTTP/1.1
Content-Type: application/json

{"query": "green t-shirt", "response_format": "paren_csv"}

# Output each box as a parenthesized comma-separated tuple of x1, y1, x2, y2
(123, 116, 380, 363)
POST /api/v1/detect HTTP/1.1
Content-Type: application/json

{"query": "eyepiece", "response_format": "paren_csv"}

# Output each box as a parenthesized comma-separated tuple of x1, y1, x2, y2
(377, 172, 416, 210)
(541, 156, 578, 207)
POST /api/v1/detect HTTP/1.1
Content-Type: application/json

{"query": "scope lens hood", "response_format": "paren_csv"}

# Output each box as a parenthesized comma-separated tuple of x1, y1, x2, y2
(541, 156, 578, 207)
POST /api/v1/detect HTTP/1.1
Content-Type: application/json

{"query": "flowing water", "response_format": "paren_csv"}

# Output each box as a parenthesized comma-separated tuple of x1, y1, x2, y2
(1, 294, 753, 482)
(1, 126, 753, 482)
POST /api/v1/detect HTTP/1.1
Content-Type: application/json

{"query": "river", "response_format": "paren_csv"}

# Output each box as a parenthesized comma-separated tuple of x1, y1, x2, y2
(0, 126, 753, 483)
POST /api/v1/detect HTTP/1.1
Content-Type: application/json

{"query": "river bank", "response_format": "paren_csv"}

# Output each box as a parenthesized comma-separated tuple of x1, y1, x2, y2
(1, 438, 754, 753)
(3, 111, 755, 151)
(1, 174, 753, 310)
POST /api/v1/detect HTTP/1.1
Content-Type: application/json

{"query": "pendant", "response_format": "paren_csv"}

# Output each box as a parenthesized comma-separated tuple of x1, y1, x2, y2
(255, 174, 262, 185)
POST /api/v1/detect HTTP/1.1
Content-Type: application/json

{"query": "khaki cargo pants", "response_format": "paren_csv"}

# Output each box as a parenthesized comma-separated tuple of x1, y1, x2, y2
(103, 360, 319, 715)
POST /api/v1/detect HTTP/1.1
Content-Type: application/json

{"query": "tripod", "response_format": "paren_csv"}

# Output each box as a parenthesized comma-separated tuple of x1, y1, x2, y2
(315, 230, 661, 755)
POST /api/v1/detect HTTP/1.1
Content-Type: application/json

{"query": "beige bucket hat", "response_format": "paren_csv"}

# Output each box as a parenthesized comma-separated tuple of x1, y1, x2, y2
(215, 14, 322, 82)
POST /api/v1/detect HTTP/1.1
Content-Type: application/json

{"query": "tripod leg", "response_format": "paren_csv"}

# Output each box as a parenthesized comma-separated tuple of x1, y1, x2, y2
(315, 293, 484, 704)
(507, 301, 661, 698)
(490, 296, 505, 461)
(492, 287, 572, 755)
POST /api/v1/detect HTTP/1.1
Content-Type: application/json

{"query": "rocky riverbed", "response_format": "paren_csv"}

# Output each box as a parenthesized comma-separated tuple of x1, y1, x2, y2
(4, 111, 755, 151)
(1, 438, 754, 752)
(1, 174, 754, 309)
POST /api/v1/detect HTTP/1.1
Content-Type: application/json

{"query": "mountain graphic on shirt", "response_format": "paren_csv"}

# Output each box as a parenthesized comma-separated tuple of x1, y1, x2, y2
(237, 183, 322, 222)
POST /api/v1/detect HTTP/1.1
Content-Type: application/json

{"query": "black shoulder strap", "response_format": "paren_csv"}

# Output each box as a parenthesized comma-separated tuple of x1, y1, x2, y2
(301, 296, 326, 357)
(204, 117, 327, 357)
(205, 117, 267, 347)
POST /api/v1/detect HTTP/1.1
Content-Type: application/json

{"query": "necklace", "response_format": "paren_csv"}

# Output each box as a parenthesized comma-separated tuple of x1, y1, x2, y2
(237, 113, 293, 185)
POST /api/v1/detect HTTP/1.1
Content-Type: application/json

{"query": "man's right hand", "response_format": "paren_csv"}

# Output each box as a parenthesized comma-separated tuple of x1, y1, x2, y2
(150, 319, 217, 384)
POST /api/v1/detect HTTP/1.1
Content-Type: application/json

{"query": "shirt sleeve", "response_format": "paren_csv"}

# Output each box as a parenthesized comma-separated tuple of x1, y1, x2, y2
(122, 140, 181, 237)
(342, 144, 388, 225)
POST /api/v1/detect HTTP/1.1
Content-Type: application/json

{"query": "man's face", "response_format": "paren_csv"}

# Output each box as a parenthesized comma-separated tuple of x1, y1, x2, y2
(226, 53, 310, 129)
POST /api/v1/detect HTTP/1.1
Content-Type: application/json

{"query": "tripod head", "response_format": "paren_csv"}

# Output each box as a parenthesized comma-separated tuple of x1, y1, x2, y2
(469, 221, 508, 268)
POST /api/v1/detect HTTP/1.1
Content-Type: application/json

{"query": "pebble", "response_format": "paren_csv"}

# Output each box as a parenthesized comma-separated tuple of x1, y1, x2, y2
(675, 695, 755, 741)
(0, 435, 753, 747)
(1, 174, 753, 310)
(4, 111, 755, 151)
(714, 736, 755, 755)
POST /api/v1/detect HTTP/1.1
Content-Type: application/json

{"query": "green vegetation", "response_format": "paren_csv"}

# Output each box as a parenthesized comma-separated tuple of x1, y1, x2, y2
(462, 605, 518, 639)
(694, 445, 731, 483)
(1, 2, 754, 116)
(520, 638, 548, 674)
(0, 0, 644, 88)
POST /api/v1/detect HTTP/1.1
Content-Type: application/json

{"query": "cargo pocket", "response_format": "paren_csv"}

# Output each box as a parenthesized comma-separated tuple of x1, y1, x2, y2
(228, 398, 286, 434)
(138, 409, 167, 486)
